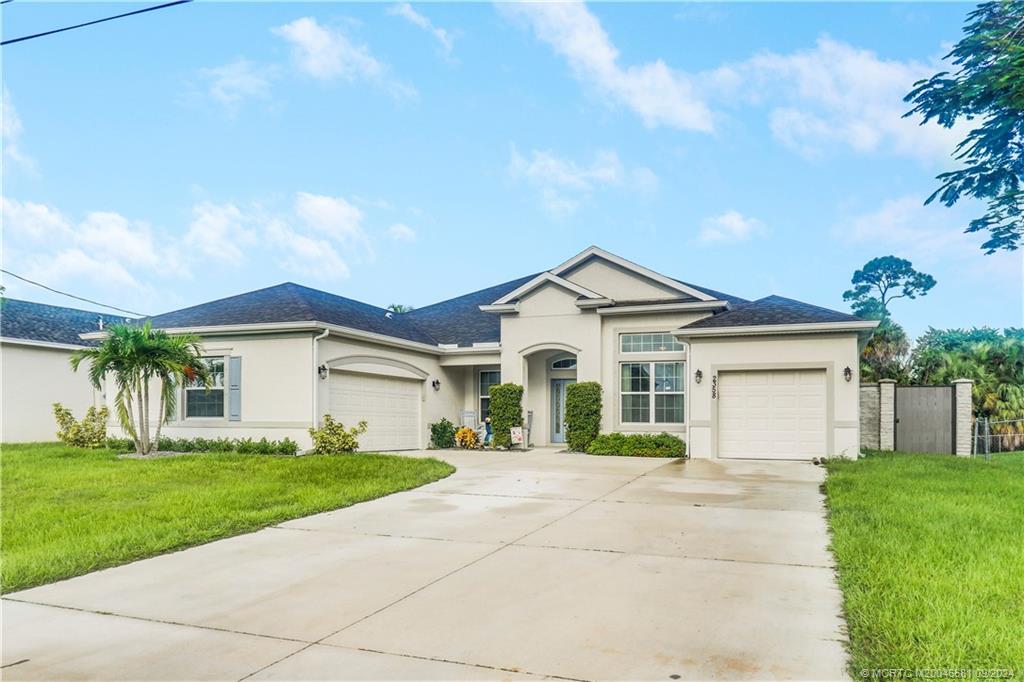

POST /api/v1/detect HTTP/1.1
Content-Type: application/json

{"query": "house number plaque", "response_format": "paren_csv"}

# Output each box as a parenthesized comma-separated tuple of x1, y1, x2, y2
(711, 375, 717, 399)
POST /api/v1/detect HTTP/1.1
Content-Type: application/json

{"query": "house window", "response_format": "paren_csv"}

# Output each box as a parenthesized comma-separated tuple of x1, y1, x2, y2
(185, 357, 225, 418)
(551, 356, 577, 370)
(620, 333, 685, 353)
(620, 361, 684, 424)
(479, 370, 500, 420)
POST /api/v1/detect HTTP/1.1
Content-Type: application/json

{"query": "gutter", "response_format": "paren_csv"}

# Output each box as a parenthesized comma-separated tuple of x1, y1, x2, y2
(311, 327, 330, 429)
(674, 320, 880, 338)
(0, 336, 92, 351)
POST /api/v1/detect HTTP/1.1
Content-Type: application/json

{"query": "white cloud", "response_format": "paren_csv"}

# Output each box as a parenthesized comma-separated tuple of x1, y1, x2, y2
(184, 202, 254, 265)
(0, 197, 71, 240)
(715, 37, 962, 163)
(273, 17, 415, 98)
(23, 248, 140, 291)
(499, 2, 713, 132)
(266, 219, 351, 281)
(698, 210, 765, 244)
(294, 191, 372, 255)
(509, 145, 658, 217)
(198, 59, 275, 111)
(388, 3, 455, 60)
(386, 222, 417, 242)
(77, 211, 162, 269)
(2, 88, 37, 172)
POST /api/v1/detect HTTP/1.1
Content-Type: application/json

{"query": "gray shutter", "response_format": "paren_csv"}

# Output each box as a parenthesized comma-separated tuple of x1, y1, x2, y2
(228, 356, 241, 421)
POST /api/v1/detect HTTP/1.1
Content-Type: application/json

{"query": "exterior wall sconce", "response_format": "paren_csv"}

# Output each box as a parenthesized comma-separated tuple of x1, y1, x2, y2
(317, 364, 328, 380)
(843, 366, 853, 382)
(694, 369, 703, 384)
(431, 379, 441, 391)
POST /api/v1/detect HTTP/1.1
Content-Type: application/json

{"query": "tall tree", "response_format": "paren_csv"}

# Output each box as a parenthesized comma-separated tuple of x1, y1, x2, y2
(904, 0, 1024, 253)
(843, 256, 937, 318)
(71, 322, 210, 455)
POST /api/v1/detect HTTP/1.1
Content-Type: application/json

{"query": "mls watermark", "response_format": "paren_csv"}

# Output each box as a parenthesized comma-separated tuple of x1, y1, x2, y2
(860, 669, 1017, 680)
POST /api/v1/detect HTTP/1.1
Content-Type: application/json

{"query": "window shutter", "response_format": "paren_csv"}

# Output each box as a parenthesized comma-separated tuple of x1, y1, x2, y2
(228, 356, 242, 421)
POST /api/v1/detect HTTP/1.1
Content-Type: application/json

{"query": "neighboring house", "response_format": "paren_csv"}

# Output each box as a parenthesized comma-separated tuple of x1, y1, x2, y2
(0, 299, 111, 442)
(83, 246, 878, 459)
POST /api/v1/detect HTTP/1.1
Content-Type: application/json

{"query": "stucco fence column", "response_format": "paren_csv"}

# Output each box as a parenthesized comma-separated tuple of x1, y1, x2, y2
(878, 379, 896, 451)
(952, 378, 974, 457)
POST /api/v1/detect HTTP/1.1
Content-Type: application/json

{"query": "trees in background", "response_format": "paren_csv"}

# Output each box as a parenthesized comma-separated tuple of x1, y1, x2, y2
(846, 256, 935, 381)
(905, 0, 1024, 253)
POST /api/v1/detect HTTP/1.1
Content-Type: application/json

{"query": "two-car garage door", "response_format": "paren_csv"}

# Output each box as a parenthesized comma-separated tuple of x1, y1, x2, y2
(718, 369, 827, 460)
(329, 370, 421, 451)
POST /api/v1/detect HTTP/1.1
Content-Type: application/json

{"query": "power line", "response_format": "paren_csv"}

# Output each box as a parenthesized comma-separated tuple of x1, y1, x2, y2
(1, 0, 192, 46)
(0, 269, 145, 317)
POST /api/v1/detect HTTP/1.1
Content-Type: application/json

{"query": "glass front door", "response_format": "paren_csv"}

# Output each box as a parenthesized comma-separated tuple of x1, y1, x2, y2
(550, 378, 576, 444)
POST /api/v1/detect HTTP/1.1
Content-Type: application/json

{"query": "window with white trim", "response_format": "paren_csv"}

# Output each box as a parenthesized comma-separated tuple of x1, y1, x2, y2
(620, 332, 685, 353)
(479, 370, 500, 420)
(185, 357, 225, 418)
(551, 356, 577, 370)
(620, 361, 684, 424)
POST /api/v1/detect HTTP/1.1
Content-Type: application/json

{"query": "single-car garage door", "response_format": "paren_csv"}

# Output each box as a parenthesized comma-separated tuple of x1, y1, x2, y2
(717, 369, 827, 460)
(329, 370, 421, 451)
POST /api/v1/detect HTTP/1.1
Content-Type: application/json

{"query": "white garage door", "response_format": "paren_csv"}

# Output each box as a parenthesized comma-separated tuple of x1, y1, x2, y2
(329, 371, 421, 451)
(718, 369, 827, 460)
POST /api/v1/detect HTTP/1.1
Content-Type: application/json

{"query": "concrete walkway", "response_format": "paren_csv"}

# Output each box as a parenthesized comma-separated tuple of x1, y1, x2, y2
(2, 449, 849, 681)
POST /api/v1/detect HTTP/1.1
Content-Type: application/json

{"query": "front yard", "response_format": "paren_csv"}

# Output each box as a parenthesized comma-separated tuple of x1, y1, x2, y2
(825, 451, 1024, 672)
(1, 443, 454, 593)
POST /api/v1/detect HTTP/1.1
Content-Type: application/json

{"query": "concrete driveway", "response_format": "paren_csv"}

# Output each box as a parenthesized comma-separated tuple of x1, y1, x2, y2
(2, 449, 848, 681)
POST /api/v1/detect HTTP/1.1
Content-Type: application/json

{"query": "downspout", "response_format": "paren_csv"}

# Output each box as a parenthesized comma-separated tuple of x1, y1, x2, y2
(312, 327, 330, 430)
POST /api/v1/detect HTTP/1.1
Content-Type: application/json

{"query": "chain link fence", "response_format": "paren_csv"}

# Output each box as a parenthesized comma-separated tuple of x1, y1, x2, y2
(972, 418, 1024, 458)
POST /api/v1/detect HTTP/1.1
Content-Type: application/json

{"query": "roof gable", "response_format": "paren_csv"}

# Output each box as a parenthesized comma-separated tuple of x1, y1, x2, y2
(550, 247, 716, 302)
(492, 272, 606, 305)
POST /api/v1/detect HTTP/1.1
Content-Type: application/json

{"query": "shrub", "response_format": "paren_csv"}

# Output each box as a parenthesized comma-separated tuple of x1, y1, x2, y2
(106, 437, 134, 452)
(455, 426, 479, 449)
(309, 415, 369, 454)
(565, 382, 602, 452)
(53, 403, 109, 448)
(488, 383, 524, 449)
(586, 432, 686, 458)
(105, 435, 298, 456)
(429, 418, 457, 448)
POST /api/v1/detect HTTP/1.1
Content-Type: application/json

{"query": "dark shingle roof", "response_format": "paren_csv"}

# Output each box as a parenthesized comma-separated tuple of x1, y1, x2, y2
(0, 298, 115, 346)
(404, 274, 539, 347)
(146, 283, 438, 345)
(679, 295, 865, 330)
(673, 280, 748, 306)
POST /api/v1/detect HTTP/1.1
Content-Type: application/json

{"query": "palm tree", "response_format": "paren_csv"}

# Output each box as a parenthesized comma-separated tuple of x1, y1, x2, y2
(71, 321, 210, 455)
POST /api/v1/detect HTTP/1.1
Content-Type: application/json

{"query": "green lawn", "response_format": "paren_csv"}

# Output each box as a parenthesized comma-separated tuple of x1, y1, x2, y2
(1, 443, 454, 593)
(825, 451, 1024, 673)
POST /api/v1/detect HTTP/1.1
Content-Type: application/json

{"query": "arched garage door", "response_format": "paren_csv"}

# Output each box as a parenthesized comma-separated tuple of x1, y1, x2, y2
(329, 370, 422, 451)
(717, 369, 827, 460)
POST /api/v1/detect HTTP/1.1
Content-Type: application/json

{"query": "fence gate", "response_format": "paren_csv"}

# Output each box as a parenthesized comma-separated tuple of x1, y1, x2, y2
(895, 386, 954, 454)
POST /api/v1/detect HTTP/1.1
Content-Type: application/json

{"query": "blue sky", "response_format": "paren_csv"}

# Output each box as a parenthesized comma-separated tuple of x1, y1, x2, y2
(2, 1, 1020, 338)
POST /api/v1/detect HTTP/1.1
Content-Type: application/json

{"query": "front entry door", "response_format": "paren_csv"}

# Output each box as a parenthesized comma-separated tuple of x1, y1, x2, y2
(550, 379, 576, 444)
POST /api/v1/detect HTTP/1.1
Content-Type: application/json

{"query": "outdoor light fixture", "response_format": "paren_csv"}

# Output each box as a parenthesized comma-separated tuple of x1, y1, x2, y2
(844, 366, 853, 382)
(695, 369, 703, 384)
(431, 379, 441, 391)
(317, 364, 328, 380)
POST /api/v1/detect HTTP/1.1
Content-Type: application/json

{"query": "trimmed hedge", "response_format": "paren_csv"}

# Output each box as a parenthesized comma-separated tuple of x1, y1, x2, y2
(586, 432, 686, 458)
(106, 435, 299, 456)
(429, 418, 456, 448)
(565, 382, 602, 452)
(488, 383, 524, 449)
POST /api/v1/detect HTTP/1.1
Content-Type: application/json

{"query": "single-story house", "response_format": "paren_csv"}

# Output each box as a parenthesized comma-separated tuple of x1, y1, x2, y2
(1, 299, 109, 442)
(81, 246, 877, 459)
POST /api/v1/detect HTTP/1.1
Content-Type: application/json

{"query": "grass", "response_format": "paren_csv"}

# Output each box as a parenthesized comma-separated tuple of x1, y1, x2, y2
(1, 443, 454, 593)
(824, 451, 1024, 673)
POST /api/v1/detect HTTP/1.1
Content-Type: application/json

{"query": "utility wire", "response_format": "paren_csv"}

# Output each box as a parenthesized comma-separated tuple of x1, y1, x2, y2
(1, 0, 192, 46)
(0, 269, 145, 317)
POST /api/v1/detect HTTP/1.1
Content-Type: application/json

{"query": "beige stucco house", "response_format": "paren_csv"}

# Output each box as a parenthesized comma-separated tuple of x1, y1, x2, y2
(1, 299, 106, 442)
(81, 247, 877, 459)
